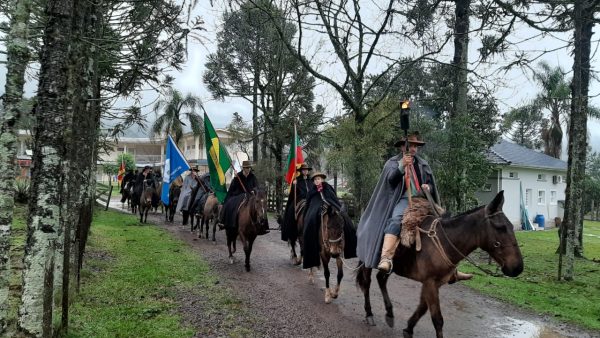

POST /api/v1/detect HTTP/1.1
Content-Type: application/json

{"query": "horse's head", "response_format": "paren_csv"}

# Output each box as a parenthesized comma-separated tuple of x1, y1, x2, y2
(481, 191, 524, 277)
(322, 206, 345, 258)
(170, 185, 181, 205)
(250, 190, 267, 228)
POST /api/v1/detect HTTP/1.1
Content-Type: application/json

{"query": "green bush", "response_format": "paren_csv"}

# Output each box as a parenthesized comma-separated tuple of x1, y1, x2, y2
(14, 178, 30, 204)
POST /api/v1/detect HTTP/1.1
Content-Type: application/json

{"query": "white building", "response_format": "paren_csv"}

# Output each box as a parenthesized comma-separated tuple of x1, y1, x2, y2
(475, 139, 567, 229)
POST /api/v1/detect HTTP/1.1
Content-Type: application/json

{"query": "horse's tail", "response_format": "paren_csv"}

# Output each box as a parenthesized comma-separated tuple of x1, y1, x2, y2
(355, 261, 369, 290)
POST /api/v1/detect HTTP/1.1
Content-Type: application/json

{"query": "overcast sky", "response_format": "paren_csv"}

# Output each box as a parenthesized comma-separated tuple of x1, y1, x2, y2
(1, 1, 600, 156)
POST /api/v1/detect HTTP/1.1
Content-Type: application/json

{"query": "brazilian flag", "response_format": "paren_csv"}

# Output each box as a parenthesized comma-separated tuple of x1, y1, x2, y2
(204, 113, 232, 203)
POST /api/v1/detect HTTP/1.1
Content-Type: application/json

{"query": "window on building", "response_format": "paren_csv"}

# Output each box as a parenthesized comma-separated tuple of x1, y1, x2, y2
(550, 191, 557, 204)
(526, 189, 532, 206)
(538, 190, 546, 205)
(192, 144, 195, 149)
(482, 183, 492, 192)
(117, 147, 125, 152)
(509, 172, 518, 178)
(537, 174, 546, 181)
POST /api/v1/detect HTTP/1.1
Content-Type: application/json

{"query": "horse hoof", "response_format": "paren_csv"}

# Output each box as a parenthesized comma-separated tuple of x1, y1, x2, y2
(324, 289, 332, 304)
(385, 314, 395, 328)
(245, 265, 250, 272)
(402, 329, 413, 338)
(331, 286, 339, 299)
(229, 258, 234, 264)
(365, 316, 375, 326)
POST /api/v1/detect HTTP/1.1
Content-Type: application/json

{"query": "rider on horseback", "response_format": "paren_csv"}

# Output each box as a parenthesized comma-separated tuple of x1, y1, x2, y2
(176, 166, 199, 225)
(302, 171, 357, 270)
(357, 131, 472, 281)
(218, 161, 270, 235)
(281, 163, 314, 242)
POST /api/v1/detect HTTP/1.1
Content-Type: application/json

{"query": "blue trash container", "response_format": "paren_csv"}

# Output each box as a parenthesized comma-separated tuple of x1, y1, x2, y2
(535, 214, 545, 229)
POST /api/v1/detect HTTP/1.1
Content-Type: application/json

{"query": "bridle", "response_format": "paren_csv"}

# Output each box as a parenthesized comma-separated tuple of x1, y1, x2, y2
(321, 208, 343, 250)
(420, 209, 515, 277)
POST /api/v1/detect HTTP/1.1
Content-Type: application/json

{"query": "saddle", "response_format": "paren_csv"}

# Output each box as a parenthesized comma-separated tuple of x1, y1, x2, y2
(295, 199, 306, 220)
(400, 195, 445, 251)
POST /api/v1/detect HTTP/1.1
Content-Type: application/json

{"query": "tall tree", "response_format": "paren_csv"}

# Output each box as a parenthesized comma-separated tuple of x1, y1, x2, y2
(18, 0, 75, 335)
(533, 61, 570, 158)
(0, 0, 32, 333)
(151, 88, 204, 145)
(563, 0, 594, 280)
(501, 104, 544, 149)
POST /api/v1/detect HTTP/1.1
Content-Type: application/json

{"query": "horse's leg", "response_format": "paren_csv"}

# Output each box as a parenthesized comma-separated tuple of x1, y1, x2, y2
(204, 216, 209, 239)
(308, 267, 315, 285)
(403, 286, 429, 338)
(330, 257, 343, 299)
(289, 239, 299, 265)
(211, 216, 217, 242)
(376, 270, 394, 327)
(227, 235, 235, 264)
(190, 212, 195, 233)
(243, 238, 253, 272)
(423, 282, 444, 338)
(322, 254, 332, 304)
(356, 265, 375, 326)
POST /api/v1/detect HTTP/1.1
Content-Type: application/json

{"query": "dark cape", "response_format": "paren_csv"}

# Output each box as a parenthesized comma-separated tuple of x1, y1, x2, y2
(302, 182, 357, 269)
(281, 175, 314, 242)
(191, 173, 212, 214)
(356, 154, 439, 268)
(133, 172, 155, 202)
(222, 171, 259, 230)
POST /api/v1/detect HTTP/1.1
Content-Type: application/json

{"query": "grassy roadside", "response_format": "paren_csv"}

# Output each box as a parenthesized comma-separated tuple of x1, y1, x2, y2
(459, 222, 600, 331)
(59, 208, 253, 337)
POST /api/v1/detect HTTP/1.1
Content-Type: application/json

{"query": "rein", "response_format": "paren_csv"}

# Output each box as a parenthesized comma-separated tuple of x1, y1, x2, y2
(418, 210, 508, 277)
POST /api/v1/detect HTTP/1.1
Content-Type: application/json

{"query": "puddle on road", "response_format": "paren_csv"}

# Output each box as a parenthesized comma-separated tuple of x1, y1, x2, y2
(497, 317, 563, 338)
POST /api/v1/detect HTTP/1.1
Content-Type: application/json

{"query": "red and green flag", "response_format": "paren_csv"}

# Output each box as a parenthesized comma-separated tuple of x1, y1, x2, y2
(284, 126, 304, 184)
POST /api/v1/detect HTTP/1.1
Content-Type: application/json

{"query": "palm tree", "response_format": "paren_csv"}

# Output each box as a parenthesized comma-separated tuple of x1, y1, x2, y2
(533, 61, 570, 159)
(151, 88, 204, 144)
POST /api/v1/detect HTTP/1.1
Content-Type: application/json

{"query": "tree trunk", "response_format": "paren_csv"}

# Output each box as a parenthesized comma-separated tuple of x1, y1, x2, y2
(450, 0, 470, 211)
(563, 0, 593, 281)
(0, 0, 32, 333)
(18, 0, 75, 336)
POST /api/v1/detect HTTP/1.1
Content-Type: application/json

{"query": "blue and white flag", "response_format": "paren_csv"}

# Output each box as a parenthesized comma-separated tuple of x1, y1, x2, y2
(161, 135, 190, 205)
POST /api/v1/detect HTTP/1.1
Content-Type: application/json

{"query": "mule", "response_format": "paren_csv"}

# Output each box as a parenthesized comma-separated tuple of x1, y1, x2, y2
(306, 206, 348, 304)
(199, 194, 220, 241)
(226, 191, 267, 272)
(139, 182, 155, 223)
(355, 191, 523, 338)
(165, 185, 181, 222)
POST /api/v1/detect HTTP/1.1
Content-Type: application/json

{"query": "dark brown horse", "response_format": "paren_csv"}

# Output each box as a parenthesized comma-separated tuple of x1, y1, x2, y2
(355, 191, 523, 338)
(165, 185, 181, 222)
(226, 191, 267, 272)
(306, 207, 348, 303)
(199, 194, 220, 241)
(139, 182, 155, 223)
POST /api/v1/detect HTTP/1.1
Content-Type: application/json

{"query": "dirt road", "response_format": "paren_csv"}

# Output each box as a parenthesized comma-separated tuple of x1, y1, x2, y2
(111, 201, 595, 338)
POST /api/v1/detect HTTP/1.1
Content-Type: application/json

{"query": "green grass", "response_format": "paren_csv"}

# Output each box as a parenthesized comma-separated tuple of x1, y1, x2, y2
(460, 223, 600, 330)
(63, 208, 252, 337)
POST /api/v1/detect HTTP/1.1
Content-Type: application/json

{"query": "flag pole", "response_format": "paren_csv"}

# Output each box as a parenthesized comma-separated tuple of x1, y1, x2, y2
(293, 123, 298, 214)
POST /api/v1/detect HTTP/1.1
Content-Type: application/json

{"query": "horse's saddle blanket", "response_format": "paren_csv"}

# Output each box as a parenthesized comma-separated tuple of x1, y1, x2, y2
(401, 197, 445, 250)
(295, 199, 306, 220)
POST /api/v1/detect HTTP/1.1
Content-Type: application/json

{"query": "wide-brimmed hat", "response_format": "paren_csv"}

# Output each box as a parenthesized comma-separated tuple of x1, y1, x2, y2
(242, 160, 253, 168)
(311, 171, 326, 180)
(296, 163, 312, 172)
(394, 131, 426, 147)
(190, 165, 200, 172)
(143, 165, 152, 170)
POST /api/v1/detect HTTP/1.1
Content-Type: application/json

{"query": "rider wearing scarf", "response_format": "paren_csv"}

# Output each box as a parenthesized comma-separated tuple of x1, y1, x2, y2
(302, 172, 357, 270)
(219, 161, 269, 235)
(281, 163, 314, 242)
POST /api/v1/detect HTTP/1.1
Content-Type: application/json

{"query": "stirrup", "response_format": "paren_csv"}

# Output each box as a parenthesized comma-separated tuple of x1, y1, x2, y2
(377, 258, 393, 274)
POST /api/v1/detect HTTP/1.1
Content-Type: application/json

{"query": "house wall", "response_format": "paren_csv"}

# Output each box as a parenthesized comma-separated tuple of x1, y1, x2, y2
(474, 169, 500, 205)
(500, 167, 566, 229)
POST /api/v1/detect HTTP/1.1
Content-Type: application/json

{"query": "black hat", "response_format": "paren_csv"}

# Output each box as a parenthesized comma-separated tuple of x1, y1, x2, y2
(242, 161, 253, 168)
(296, 163, 312, 172)
(143, 165, 152, 170)
(394, 131, 426, 147)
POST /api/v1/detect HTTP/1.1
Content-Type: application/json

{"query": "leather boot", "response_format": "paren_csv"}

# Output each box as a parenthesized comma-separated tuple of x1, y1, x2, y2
(377, 234, 400, 273)
(448, 270, 474, 284)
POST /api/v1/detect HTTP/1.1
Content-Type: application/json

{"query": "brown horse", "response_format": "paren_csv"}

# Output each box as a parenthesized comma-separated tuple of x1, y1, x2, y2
(139, 181, 155, 223)
(306, 207, 349, 304)
(287, 206, 306, 266)
(165, 185, 181, 222)
(355, 191, 523, 338)
(226, 191, 267, 272)
(199, 194, 220, 241)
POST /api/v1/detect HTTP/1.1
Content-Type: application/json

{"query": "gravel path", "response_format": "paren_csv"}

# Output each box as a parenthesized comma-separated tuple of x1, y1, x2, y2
(110, 200, 596, 338)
